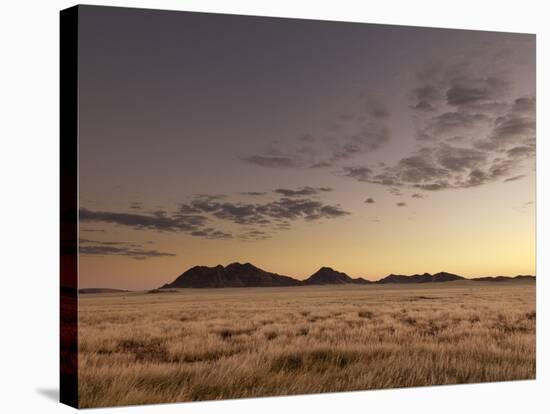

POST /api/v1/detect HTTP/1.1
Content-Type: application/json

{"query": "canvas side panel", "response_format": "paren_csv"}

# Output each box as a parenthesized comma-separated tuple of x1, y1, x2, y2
(60, 5, 79, 409)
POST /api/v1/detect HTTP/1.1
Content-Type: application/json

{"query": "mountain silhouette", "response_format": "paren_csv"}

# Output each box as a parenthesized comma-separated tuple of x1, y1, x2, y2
(303, 267, 372, 285)
(303, 267, 353, 285)
(79, 288, 129, 294)
(160, 263, 535, 289)
(161, 262, 301, 289)
(473, 275, 536, 282)
(377, 271, 464, 284)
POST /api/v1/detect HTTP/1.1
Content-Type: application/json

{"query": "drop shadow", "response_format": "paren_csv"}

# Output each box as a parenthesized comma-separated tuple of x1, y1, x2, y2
(36, 388, 59, 402)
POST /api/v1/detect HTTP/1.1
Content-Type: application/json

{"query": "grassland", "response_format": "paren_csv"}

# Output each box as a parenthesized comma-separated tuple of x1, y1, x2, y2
(78, 281, 535, 408)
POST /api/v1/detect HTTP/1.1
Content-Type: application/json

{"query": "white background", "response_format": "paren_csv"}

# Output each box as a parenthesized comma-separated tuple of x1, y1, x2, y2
(0, 0, 548, 412)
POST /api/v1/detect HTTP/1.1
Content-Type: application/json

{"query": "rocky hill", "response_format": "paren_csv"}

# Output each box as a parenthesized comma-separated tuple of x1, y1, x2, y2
(161, 262, 301, 288)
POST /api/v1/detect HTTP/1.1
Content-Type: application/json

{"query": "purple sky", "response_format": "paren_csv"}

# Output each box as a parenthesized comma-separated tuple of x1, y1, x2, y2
(76, 6, 535, 289)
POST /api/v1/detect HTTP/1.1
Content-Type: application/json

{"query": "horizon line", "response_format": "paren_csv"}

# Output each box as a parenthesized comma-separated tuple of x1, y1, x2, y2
(79, 261, 536, 291)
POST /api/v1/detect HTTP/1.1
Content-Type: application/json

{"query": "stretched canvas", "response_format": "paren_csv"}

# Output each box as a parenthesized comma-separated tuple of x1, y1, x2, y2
(60, 5, 536, 408)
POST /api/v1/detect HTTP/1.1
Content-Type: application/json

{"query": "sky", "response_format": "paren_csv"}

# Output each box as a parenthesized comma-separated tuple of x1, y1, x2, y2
(77, 6, 536, 290)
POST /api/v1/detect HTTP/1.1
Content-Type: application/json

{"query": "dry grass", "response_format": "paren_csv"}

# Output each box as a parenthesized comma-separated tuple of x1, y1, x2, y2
(78, 281, 535, 408)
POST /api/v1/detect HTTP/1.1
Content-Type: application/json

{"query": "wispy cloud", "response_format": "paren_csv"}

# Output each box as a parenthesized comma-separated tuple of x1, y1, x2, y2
(129, 202, 143, 210)
(503, 174, 526, 183)
(80, 188, 350, 242)
(274, 187, 333, 197)
(80, 208, 208, 232)
(240, 92, 393, 170)
(79, 239, 176, 260)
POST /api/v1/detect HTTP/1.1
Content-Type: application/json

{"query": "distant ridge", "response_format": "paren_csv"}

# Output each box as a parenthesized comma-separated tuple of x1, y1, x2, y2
(377, 272, 464, 284)
(159, 263, 535, 289)
(472, 275, 536, 282)
(79, 288, 129, 294)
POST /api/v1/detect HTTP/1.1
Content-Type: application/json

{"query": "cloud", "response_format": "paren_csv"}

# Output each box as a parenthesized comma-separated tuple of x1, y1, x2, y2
(310, 160, 334, 169)
(79, 245, 176, 260)
(491, 114, 535, 145)
(411, 85, 441, 112)
(189, 229, 233, 239)
(365, 198, 375, 204)
(512, 97, 535, 114)
(396, 150, 448, 184)
(503, 174, 526, 183)
(461, 169, 488, 188)
(81, 187, 350, 243)
(177, 204, 202, 214)
(317, 204, 350, 219)
(513, 200, 535, 213)
(381, 53, 534, 195)
(274, 187, 333, 197)
(79, 239, 176, 260)
(427, 112, 490, 139)
(241, 92, 392, 170)
(343, 87, 534, 193)
(343, 166, 373, 182)
(396, 202, 407, 207)
(193, 194, 227, 201)
(487, 158, 516, 179)
(80, 208, 208, 232)
(411, 193, 424, 199)
(184, 194, 350, 225)
(342, 139, 532, 192)
(411, 57, 533, 149)
(204, 202, 266, 225)
(507, 144, 535, 159)
(436, 145, 487, 172)
(240, 191, 268, 197)
(129, 202, 143, 210)
(239, 229, 270, 242)
(79, 238, 140, 247)
(325, 96, 391, 163)
(446, 77, 509, 108)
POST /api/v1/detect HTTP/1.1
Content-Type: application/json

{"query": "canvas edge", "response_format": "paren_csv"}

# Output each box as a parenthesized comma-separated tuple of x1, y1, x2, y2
(60, 4, 79, 409)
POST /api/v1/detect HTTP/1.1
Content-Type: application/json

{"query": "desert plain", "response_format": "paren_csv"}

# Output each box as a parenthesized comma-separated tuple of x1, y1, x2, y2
(78, 280, 535, 407)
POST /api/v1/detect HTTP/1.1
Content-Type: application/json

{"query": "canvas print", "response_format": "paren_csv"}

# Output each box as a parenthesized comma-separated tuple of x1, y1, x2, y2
(60, 5, 536, 408)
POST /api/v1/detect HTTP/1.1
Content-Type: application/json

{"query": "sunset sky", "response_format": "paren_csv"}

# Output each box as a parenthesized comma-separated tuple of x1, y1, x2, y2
(77, 6, 535, 290)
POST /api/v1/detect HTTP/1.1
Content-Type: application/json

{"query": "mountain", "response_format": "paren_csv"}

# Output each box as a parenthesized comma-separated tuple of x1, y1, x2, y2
(303, 267, 354, 285)
(161, 262, 301, 289)
(472, 275, 536, 282)
(376, 272, 464, 284)
(513, 275, 536, 280)
(352, 277, 373, 284)
(302, 267, 373, 285)
(79, 288, 129, 294)
(159, 263, 535, 289)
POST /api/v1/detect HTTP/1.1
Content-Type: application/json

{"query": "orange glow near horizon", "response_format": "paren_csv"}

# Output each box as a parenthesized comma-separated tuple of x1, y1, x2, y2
(79, 175, 535, 290)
